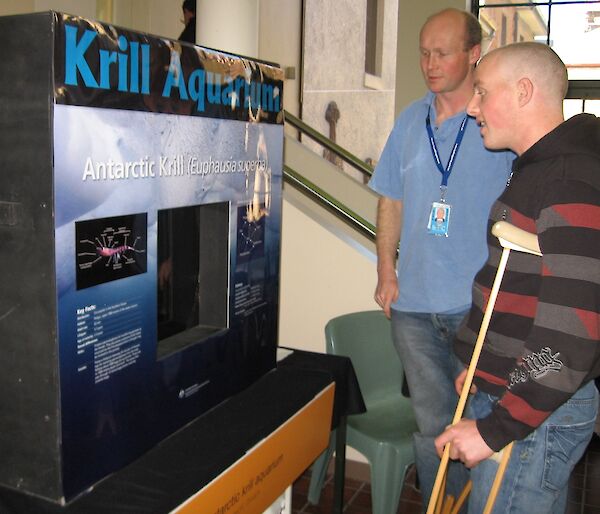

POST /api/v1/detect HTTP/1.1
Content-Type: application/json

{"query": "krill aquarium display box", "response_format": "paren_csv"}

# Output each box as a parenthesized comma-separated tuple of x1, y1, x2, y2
(0, 11, 283, 503)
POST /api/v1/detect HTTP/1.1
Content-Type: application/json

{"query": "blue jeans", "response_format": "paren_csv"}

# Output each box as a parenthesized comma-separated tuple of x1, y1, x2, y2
(391, 309, 469, 507)
(467, 381, 598, 513)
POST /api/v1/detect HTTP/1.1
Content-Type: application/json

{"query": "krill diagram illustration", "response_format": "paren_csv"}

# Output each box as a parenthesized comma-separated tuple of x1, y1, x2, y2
(75, 213, 148, 290)
(238, 125, 271, 260)
(237, 205, 265, 258)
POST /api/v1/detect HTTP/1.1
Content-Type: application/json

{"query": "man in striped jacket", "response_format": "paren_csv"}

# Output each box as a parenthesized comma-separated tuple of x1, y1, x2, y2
(435, 42, 600, 512)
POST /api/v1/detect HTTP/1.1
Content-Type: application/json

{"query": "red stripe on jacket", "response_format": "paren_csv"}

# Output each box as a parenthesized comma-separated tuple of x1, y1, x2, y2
(575, 309, 600, 340)
(553, 204, 600, 230)
(499, 392, 550, 427)
(475, 369, 508, 387)
(510, 210, 536, 233)
(481, 287, 538, 318)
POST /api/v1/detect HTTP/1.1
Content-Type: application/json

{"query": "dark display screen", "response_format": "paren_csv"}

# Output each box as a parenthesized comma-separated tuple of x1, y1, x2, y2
(157, 202, 230, 358)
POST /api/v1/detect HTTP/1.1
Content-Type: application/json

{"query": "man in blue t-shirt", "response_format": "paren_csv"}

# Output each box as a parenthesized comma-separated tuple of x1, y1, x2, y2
(368, 7, 513, 506)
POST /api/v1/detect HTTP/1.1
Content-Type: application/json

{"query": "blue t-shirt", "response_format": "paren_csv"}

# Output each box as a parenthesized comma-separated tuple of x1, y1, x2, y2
(369, 92, 514, 313)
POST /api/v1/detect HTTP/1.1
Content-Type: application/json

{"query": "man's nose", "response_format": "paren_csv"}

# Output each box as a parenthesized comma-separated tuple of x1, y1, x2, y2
(466, 94, 479, 117)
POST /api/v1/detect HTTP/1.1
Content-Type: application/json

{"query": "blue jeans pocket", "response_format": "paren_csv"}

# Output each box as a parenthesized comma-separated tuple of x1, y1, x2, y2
(542, 407, 596, 492)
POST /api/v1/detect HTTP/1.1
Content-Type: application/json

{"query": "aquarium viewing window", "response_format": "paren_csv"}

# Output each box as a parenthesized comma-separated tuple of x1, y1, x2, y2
(157, 202, 230, 358)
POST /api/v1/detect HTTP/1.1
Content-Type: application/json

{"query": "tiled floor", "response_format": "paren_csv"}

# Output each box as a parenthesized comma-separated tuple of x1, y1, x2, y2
(291, 435, 600, 513)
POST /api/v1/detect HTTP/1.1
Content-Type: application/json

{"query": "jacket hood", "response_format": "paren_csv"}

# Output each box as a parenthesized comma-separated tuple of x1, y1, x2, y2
(517, 113, 600, 168)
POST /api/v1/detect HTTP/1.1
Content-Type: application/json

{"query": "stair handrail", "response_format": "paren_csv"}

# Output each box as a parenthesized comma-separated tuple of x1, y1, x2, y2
(283, 164, 376, 243)
(284, 110, 374, 179)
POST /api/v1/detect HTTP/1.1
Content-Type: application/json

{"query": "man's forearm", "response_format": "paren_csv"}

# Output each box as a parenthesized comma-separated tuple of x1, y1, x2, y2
(375, 196, 402, 274)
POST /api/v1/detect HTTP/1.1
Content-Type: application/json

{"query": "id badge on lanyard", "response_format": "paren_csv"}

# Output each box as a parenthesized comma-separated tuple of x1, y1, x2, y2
(428, 201, 451, 236)
(425, 107, 468, 237)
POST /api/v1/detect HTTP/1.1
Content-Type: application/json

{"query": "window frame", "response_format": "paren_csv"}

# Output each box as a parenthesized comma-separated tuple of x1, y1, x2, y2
(471, 0, 600, 101)
(364, 0, 385, 87)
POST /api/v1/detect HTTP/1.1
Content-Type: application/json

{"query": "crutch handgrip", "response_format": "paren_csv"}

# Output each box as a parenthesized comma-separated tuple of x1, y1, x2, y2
(492, 221, 541, 256)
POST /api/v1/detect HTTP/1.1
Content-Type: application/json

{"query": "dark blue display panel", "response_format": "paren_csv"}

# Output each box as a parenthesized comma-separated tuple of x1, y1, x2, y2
(55, 106, 282, 499)
(0, 11, 283, 503)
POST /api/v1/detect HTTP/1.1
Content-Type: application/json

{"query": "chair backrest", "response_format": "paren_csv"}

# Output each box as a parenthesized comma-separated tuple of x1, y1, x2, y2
(325, 310, 405, 405)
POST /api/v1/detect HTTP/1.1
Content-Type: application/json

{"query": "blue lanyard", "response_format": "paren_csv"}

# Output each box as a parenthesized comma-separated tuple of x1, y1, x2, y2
(425, 106, 469, 197)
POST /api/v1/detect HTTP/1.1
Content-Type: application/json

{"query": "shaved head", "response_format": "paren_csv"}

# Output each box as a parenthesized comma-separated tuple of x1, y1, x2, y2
(481, 42, 568, 105)
(467, 42, 567, 154)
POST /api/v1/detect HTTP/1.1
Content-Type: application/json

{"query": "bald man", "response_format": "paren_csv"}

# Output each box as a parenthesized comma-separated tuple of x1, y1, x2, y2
(368, 9, 513, 506)
(435, 42, 600, 512)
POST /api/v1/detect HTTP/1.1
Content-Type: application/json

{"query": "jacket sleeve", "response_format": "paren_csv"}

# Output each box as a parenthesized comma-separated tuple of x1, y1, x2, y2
(477, 177, 600, 451)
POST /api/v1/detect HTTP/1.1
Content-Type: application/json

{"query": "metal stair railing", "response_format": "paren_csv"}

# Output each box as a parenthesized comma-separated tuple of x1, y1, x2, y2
(283, 164, 376, 243)
(284, 110, 374, 180)
(282, 110, 376, 243)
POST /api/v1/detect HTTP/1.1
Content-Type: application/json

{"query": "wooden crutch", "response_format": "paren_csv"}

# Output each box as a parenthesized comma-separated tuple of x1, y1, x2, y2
(427, 221, 542, 514)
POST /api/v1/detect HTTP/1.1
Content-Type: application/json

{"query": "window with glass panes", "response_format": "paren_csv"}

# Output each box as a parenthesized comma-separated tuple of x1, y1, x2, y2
(471, 1, 600, 117)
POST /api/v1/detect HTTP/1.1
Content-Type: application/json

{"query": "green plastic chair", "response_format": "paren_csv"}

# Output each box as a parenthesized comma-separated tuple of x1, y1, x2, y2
(307, 310, 418, 514)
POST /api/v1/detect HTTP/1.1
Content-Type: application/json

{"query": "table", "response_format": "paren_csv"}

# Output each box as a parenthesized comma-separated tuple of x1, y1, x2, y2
(278, 348, 366, 514)
(0, 349, 364, 514)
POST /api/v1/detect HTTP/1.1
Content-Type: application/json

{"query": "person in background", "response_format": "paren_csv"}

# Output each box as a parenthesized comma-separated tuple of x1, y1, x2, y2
(436, 42, 600, 513)
(179, 0, 196, 43)
(368, 8, 513, 505)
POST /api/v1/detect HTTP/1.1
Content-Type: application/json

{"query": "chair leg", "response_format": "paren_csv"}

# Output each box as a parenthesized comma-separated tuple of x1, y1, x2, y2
(307, 429, 337, 505)
(369, 451, 412, 514)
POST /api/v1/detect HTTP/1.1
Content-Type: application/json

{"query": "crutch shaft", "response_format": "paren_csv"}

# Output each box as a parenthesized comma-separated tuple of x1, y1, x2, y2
(427, 246, 511, 514)
(450, 481, 472, 514)
(483, 442, 514, 514)
(427, 222, 542, 514)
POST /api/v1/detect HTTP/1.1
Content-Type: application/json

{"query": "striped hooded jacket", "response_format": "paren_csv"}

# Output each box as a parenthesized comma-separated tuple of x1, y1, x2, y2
(454, 113, 600, 452)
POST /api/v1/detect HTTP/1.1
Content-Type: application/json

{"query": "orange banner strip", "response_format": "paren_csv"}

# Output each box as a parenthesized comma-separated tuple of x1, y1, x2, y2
(172, 383, 335, 514)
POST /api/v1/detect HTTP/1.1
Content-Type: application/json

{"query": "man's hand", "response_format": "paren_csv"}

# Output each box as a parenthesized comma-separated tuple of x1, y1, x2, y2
(374, 269, 399, 319)
(434, 419, 494, 468)
(455, 368, 477, 396)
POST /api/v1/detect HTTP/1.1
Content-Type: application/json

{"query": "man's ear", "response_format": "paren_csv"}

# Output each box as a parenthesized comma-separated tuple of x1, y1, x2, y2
(469, 44, 481, 66)
(517, 77, 534, 107)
